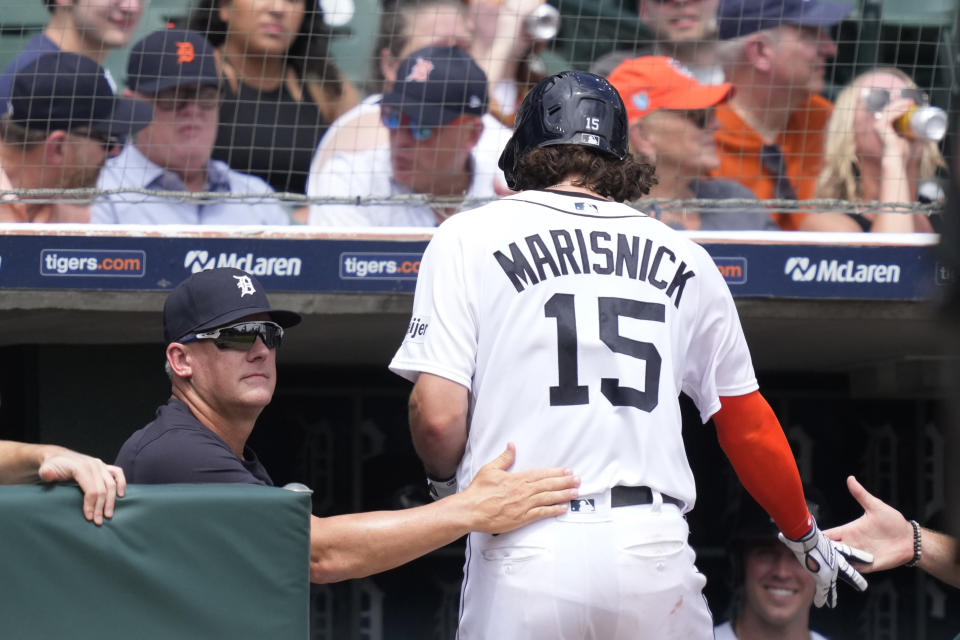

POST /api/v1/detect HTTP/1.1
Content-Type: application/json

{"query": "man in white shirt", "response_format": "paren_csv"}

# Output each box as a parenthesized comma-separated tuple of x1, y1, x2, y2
(308, 45, 496, 227)
(307, 0, 476, 173)
(93, 29, 288, 225)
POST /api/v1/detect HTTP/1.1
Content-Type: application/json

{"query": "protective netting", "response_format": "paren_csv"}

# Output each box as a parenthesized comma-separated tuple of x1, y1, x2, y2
(0, 0, 955, 228)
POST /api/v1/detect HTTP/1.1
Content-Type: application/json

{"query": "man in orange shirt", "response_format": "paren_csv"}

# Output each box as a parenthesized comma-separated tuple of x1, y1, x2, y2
(713, 0, 851, 229)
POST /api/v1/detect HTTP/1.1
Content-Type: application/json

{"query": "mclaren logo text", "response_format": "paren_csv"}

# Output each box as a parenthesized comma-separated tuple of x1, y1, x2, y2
(784, 257, 900, 284)
(184, 250, 302, 277)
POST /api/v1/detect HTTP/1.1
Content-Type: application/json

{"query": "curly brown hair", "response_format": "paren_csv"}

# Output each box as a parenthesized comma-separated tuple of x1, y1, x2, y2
(511, 146, 657, 202)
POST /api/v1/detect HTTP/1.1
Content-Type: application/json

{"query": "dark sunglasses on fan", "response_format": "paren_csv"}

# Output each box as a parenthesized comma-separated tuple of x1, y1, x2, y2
(180, 320, 284, 350)
(860, 87, 928, 113)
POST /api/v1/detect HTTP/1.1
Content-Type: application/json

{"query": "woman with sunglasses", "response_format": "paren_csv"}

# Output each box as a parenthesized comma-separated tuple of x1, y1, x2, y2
(608, 56, 777, 231)
(187, 0, 360, 198)
(799, 68, 946, 233)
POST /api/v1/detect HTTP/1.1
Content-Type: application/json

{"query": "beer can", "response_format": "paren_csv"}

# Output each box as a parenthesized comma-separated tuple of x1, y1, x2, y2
(894, 105, 948, 142)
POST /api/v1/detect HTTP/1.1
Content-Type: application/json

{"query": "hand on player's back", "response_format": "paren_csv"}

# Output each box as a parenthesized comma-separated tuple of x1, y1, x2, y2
(459, 443, 580, 534)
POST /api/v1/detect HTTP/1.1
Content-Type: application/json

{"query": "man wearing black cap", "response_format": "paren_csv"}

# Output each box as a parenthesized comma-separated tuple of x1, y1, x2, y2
(115, 267, 580, 583)
(308, 45, 498, 227)
(93, 29, 289, 225)
(715, 491, 830, 640)
(115, 267, 301, 484)
(0, 52, 152, 223)
(712, 0, 852, 230)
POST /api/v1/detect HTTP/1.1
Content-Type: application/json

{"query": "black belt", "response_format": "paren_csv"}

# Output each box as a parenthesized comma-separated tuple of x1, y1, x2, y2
(611, 485, 684, 509)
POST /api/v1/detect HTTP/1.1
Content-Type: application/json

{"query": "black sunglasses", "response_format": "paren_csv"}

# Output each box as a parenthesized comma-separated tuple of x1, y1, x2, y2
(860, 87, 928, 113)
(182, 320, 284, 350)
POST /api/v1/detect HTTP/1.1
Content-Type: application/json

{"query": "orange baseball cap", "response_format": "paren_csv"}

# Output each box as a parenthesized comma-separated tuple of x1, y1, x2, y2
(607, 56, 734, 123)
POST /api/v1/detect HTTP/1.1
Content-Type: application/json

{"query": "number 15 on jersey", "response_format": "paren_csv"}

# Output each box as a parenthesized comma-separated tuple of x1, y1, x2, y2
(545, 293, 665, 412)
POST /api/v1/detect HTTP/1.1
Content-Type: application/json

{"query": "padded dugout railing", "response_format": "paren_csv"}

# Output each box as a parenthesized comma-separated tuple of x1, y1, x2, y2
(0, 483, 311, 640)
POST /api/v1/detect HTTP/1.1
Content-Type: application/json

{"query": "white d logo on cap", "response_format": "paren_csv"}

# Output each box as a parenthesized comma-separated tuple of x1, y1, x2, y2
(234, 274, 256, 297)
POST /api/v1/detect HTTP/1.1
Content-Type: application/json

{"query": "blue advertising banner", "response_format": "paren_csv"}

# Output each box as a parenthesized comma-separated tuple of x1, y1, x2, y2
(710, 242, 939, 300)
(0, 232, 944, 301)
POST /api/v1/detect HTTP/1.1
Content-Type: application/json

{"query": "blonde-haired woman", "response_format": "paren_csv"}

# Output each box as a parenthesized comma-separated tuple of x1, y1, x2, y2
(800, 67, 945, 233)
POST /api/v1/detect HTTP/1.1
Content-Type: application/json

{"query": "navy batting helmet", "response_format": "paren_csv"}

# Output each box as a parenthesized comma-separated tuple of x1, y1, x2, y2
(498, 71, 629, 190)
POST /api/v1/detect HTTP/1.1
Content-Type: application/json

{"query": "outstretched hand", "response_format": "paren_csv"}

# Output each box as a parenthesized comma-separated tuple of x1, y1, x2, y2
(461, 443, 579, 534)
(39, 448, 126, 525)
(824, 475, 915, 572)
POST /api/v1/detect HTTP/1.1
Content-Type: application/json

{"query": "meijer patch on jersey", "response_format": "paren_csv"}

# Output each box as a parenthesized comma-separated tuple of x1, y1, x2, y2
(406, 315, 430, 343)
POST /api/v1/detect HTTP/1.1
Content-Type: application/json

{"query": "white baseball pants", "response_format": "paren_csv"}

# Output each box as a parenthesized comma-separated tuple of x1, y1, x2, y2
(456, 492, 714, 640)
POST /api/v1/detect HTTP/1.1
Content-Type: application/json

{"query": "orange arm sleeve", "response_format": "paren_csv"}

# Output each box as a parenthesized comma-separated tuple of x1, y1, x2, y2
(714, 391, 813, 539)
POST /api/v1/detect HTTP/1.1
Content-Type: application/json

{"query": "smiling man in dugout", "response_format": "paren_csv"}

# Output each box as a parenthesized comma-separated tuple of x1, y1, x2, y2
(715, 490, 831, 640)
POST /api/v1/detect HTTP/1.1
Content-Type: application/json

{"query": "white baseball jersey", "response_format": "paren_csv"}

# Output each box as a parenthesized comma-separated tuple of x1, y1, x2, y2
(390, 189, 758, 509)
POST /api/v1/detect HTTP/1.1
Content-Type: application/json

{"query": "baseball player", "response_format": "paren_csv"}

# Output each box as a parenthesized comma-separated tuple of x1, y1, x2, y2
(390, 71, 871, 639)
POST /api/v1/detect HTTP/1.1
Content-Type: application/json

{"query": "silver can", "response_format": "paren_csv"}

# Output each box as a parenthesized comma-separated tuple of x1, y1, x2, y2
(525, 3, 561, 41)
(894, 105, 948, 142)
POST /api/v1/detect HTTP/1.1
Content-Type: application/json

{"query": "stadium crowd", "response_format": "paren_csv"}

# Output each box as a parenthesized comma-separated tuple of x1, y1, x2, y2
(0, 0, 949, 230)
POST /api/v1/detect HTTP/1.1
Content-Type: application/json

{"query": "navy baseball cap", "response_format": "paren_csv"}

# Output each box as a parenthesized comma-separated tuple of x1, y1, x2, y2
(5, 52, 153, 136)
(717, 0, 853, 40)
(163, 268, 301, 344)
(382, 45, 488, 127)
(127, 29, 220, 94)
